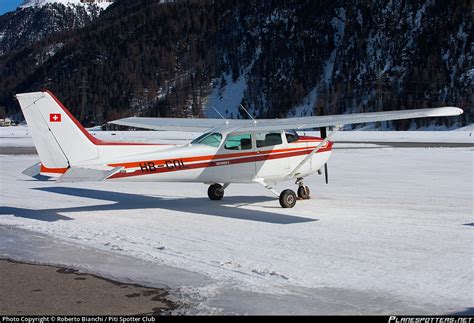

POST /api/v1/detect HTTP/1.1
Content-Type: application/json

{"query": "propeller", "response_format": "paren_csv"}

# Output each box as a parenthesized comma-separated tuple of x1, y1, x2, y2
(320, 126, 329, 184)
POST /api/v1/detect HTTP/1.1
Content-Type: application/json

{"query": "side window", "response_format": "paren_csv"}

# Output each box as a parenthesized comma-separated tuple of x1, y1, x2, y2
(224, 134, 252, 150)
(256, 132, 283, 148)
(285, 132, 299, 143)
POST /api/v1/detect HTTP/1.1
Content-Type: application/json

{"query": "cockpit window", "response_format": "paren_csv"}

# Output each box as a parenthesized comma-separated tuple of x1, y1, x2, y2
(191, 132, 222, 147)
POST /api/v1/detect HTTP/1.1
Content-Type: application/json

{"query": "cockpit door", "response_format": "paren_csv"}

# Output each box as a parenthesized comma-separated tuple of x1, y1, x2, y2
(215, 132, 256, 182)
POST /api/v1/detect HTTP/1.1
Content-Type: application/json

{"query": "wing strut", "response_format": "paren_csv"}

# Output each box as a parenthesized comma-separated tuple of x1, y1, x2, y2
(253, 178, 280, 197)
(286, 126, 340, 179)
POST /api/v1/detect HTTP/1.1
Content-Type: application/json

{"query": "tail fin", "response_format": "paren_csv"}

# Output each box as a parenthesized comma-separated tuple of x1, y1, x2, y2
(16, 91, 99, 175)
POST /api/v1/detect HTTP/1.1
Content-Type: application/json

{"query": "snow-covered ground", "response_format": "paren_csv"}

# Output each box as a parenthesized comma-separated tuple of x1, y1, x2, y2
(0, 137, 472, 313)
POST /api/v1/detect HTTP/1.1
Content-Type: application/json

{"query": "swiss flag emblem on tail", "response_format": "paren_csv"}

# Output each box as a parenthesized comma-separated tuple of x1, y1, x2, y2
(50, 113, 61, 122)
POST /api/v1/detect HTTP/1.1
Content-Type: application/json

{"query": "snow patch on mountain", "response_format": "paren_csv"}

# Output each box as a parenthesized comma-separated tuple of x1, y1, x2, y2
(20, 0, 113, 10)
(204, 72, 247, 120)
(204, 48, 262, 119)
(287, 88, 318, 118)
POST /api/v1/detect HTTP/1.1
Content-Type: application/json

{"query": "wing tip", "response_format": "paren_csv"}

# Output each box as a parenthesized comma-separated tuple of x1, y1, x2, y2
(430, 107, 463, 117)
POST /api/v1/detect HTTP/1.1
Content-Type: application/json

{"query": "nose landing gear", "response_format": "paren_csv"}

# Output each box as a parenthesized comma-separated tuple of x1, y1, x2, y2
(297, 185, 311, 200)
(295, 178, 310, 200)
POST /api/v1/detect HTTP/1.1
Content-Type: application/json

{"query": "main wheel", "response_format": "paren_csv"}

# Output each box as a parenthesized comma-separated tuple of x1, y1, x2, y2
(279, 189, 297, 208)
(208, 183, 224, 200)
(297, 186, 310, 199)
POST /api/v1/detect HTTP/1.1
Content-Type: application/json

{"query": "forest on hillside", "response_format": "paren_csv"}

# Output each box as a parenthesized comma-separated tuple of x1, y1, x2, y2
(0, 0, 471, 128)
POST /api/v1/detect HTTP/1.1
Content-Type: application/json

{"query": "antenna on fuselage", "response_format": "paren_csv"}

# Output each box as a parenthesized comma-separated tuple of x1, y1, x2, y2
(239, 104, 257, 125)
(211, 105, 229, 125)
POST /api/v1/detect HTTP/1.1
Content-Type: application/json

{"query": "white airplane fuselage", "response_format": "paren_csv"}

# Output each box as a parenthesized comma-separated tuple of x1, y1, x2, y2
(89, 131, 332, 184)
(18, 90, 331, 185)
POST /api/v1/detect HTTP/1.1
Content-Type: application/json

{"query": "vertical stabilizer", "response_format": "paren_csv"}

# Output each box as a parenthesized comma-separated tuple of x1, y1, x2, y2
(16, 91, 99, 174)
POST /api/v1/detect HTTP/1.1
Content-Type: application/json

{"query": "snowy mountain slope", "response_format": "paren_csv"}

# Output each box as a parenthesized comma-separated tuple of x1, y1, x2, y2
(20, 0, 114, 10)
(208, 1, 472, 128)
(0, 0, 112, 56)
(0, 0, 471, 129)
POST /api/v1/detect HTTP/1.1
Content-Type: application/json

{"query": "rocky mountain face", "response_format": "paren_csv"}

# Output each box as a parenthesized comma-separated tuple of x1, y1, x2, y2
(211, 0, 472, 129)
(0, 3, 103, 56)
(0, 0, 471, 129)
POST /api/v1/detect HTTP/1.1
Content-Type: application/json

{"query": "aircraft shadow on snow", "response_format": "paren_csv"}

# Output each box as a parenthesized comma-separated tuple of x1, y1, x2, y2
(0, 187, 317, 225)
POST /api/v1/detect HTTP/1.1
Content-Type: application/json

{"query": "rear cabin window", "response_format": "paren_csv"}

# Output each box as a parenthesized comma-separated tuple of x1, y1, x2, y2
(256, 132, 283, 148)
(224, 134, 252, 150)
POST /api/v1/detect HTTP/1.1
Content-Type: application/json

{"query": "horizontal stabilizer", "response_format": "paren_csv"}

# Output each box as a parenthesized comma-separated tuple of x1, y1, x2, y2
(21, 162, 52, 181)
(57, 166, 123, 183)
(22, 162, 41, 177)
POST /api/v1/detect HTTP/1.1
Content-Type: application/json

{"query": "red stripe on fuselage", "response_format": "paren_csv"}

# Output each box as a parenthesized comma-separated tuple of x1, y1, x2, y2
(108, 143, 329, 169)
(107, 143, 332, 179)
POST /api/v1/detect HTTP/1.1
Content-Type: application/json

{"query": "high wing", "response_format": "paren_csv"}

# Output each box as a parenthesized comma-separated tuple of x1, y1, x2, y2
(109, 107, 463, 132)
(109, 116, 243, 131)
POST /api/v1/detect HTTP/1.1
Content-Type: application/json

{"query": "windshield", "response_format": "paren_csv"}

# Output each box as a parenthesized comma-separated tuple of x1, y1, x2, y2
(191, 132, 222, 147)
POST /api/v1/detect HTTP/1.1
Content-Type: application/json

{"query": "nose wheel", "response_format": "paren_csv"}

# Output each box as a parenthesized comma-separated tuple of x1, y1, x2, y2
(295, 178, 310, 200)
(297, 185, 310, 199)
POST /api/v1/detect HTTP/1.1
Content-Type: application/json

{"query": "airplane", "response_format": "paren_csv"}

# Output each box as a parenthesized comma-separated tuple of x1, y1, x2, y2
(16, 90, 463, 208)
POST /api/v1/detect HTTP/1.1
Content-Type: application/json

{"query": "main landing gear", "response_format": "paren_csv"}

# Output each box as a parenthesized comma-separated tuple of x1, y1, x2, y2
(279, 189, 297, 208)
(208, 183, 224, 200)
(278, 178, 311, 208)
(209, 180, 310, 208)
(207, 183, 230, 201)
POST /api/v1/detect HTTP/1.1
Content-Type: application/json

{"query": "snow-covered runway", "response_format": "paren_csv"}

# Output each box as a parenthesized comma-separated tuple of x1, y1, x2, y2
(0, 146, 472, 314)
